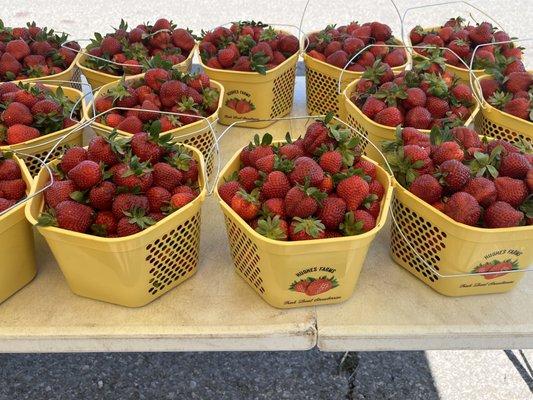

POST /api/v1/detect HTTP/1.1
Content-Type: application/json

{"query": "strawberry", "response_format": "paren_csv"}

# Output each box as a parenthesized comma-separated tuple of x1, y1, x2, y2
(0, 198, 15, 212)
(87, 133, 127, 166)
(318, 196, 347, 230)
(444, 192, 481, 226)
(290, 279, 309, 293)
(480, 78, 500, 99)
(91, 211, 117, 236)
(255, 154, 293, 174)
(403, 88, 426, 109)
(484, 201, 524, 228)
(246, 134, 274, 167)
(437, 159, 470, 191)
(505, 72, 532, 94)
(172, 29, 195, 52)
(405, 106, 432, 129)
(361, 97, 386, 119)
(104, 114, 125, 128)
(0, 53, 22, 78)
(0, 179, 26, 200)
(527, 169, 533, 192)
(44, 180, 77, 209)
(152, 162, 182, 191)
(100, 36, 122, 55)
(95, 96, 114, 113)
(374, 107, 403, 127)
(426, 96, 450, 119)
(172, 185, 195, 196)
(116, 207, 156, 237)
(31, 99, 61, 115)
(285, 185, 325, 218)
(5, 125, 39, 144)
(289, 156, 325, 187)
(5, 39, 30, 61)
(2, 102, 33, 126)
(52, 200, 94, 233)
(340, 210, 375, 235)
(383, 49, 406, 67)
(353, 159, 377, 180)
(144, 68, 170, 91)
(305, 276, 337, 295)
(231, 189, 260, 221)
(218, 180, 241, 205)
(499, 153, 530, 179)
(503, 98, 530, 120)
(463, 177, 497, 208)
(60, 147, 88, 174)
(67, 160, 102, 190)
(88, 181, 116, 211)
(368, 179, 385, 200)
(255, 215, 289, 241)
(111, 160, 153, 192)
(111, 193, 149, 219)
(319, 151, 343, 174)
(117, 116, 143, 134)
(262, 198, 286, 219)
(237, 166, 259, 192)
(0, 158, 21, 180)
(494, 177, 528, 207)
(159, 80, 188, 107)
(401, 127, 430, 147)
(169, 192, 195, 210)
(450, 127, 482, 149)
(409, 174, 442, 204)
(261, 171, 291, 199)
(217, 47, 238, 68)
(469, 22, 493, 45)
(432, 141, 464, 165)
(303, 121, 330, 154)
(336, 174, 369, 211)
(131, 131, 168, 163)
(289, 217, 325, 241)
(13, 89, 38, 108)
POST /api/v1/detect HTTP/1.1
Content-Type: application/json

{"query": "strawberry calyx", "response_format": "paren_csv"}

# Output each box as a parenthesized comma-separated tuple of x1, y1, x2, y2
(250, 52, 269, 75)
(166, 146, 193, 171)
(123, 206, 156, 230)
(339, 211, 364, 236)
(292, 216, 325, 239)
(255, 215, 287, 240)
(469, 146, 502, 178)
(385, 148, 426, 187)
(122, 154, 153, 177)
(37, 208, 58, 227)
(519, 195, 533, 219)
(247, 133, 273, 150)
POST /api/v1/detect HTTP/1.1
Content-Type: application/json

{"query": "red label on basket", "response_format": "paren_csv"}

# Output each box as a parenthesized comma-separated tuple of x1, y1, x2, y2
(467, 249, 522, 285)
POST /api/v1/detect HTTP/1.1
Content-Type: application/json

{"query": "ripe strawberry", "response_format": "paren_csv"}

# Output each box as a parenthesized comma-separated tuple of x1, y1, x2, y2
(401, 127, 430, 147)
(261, 171, 291, 199)
(374, 107, 403, 127)
(463, 177, 497, 208)
(319, 174, 334, 194)
(53, 200, 95, 233)
(303, 121, 330, 154)
(403, 88, 426, 109)
(218, 180, 241, 205)
(231, 189, 260, 221)
(361, 97, 386, 119)
(0, 198, 15, 212)
(116, 207, 156, 237)
(383, 49, 406, 67)
(131, 131, 166, 163)
(278, 143, 304, 160)
(60, 147, 88, 174)
(44, 180, 77, 208)
(91, 211, 117, 236)
(289, 157, 324, 187)
(432, 141, 464, 165)
(305, 276, 337, 295)
(238, 166, 260, 192)
(169, 192, 195, 210)
(505, 72, 532, 94)
(336, 174, 369, 211)
(152, 162, 182, 191)
(117, 116, 143, 134)
(484, 201, 524, 228)
(503, 98, 530, 120)
(159, 80, 188, 107)
(443, 192, 481, 226)
(340, 210, 376, 235)
(13, 89, 38, 108)
(0, 53, 22, 77)
(31, 99, 61, 115)
(285, 185, 325, 218)
(405, 106, 432, 129)
(368, 179, 384, 200)
(111, 161, 153, 192)
(111, 193, 149, 219)
(409, 174, 442, 204)
(437, 159, 470, 191)
(87, 133, 126, 166)
(289, 217, 325, 241)
(88, 181, 116, 211)
(6, 125, 39, 144)
(104, 113, 125, 128)
(308, 50, 326, 62)
(172, 29, 195, 52)
(494, 177, 528, 207)
(426, 96, 450, 119)
(469, 22, 493, 45)
(499, 153, 530, 179)
(217, 47, 238, 68)
(262, 198, 286, 219)
(326, 50, 348, 68)
(2, 102, 33, 126)
(486, 139, 519, 155)
(319, 151, 343, 174)
(480, 78, 499, 99)
(0, 158, 21, 180)
(370, 22, 392, 41)
(450, 127, 482, 149)
(290, 279, 309, 293)
(95, 96, 114, 113)
(67, 160, 102, 190)
(255, 216, 289, 241)
(172, 186, 195, 196)
(353, 159, 377, 180)
(5, 39, 30, 61)
(318, 196, 347, 230)
(451, 84, 474, 105)
(144, 68, 170, 91)
(0, 179, 26, 200)
(526, 169, 533, 192)
(100, 36, 122, 55)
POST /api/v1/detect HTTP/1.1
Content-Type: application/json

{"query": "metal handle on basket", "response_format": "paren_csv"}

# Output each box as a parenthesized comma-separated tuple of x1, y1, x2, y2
(469, 38, 533, 109)
(337, 43, 478, 95)
(391, 0, 507, 51)
(0, 152, 54, 217)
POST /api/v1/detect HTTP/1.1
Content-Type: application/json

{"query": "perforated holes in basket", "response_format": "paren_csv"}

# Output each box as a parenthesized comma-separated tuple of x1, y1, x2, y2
(305, 67, 340, 117)
(178, 128, 215, 177)
(23, 144, 69, 176)
(269, 66, 297, 119)
(146, 212, 201, 295)
(479, 112, 531, 144)
(346, 113, 369, 154)
(390, 197, 447, 283)
(223, 215, 265, 294)
(70, 67, 83, 91)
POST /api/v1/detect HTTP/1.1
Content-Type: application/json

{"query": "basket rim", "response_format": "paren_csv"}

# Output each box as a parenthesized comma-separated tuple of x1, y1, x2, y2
(76, 44, 196, 80)
(393, 179, 533, 233)
(342, 77, 480, 132)
(86, 78, 225, 137)
(0, 83, 88, 150)
(216, 139, 394, 247)
(12, 52, 82, 84)
(25, 143, 206, 243)
(302, 36, 409, 75)
(0, 155, 33, 223)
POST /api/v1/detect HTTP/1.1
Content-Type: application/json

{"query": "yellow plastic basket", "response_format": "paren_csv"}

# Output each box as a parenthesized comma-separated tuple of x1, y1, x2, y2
(0, 156, 36, 304)
(473, 74, 532, 144)
(216, 145, 393, 309)
(199, 51, 299, 129)
(86, 77, 224, 177)
(77, 47, 195, 90)
(342, 78, 480, 164)
(16, 53, 84, 91)
(390, 182, 532, 296)
(303, 38, 409, 118)
(25, 145, 206, 307)
(0, 83, 89, 176)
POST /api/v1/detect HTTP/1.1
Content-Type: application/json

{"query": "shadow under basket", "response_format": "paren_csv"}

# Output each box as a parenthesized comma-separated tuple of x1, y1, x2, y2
(216, 145, 393, 309)
(390, 183, 532, 296)
(0, 156, 36, 304)
(199, 51, 298, 128)
(25, 145, 206, 307)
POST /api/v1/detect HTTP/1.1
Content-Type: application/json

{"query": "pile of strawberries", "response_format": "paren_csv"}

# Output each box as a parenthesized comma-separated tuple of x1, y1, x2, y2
(0, 20, 80, 81)
(199, 21, 299, 74)
(0, 152, 26, 213)
(306, 22, 407, 71)
(84, 18, 195, 76)
(0, 82, 80, 145)
(218, 115, 386, 241)
(38, 130, 200, 237)
(350, 65, 475, 129)
(410, 17, 522, 70)
(384, 126, 532, 228)
(94, 69, 220, 134)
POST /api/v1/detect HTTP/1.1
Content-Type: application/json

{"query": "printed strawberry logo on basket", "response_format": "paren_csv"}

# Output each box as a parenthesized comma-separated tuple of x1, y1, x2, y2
(472, 259, 519, 280)
(289, 276, 339, 296)
(225, 98, 255, 114)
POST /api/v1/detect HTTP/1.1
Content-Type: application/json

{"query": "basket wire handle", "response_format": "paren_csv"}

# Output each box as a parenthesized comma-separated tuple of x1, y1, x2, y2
(469, 38, 533, 110)
(337, 43, 478, 95)
(0, 152, 54, 217)
(392, 0, 507, 51)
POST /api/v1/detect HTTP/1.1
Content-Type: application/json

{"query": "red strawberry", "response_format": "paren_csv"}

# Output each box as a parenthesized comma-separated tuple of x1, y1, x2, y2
(401, 127, 430, 147)
(2, 102, 33, 126)
(383, 49, 406, 67)
(353, 159, 377, 180)
(437, 159, 470, 191)
(451, 84, 474, 105)
(31, 99, 61, 115)
(87, 134, 124, 166)
(238, 166, 260, 192)
(432, 141, 464, 165)
(374, 107, 403, 127)
(54, 200, 95, 233)
(60, 147, 88, 174)
(326, 50, 348, 68)
(443, 192, 481, 226)
(319, 151, 343, 174)
(235, 100, 253, 114)
(172, 29, 195, 52)
(409, 174, 442, 204)
(289, 217, 325, 241)
(463, 177, 497, 207)
(5, 39, 30, 60)
(95, 96, 114, 113)
(0, 53, 22, 77)
(368, 179, 385, 200)
(152, 162, 182, 191)
(104, 113, 125, 128)
(290, 279, 309, 293)
(0, 158, 21, 180)
(217, 47, 238, 68)
(318, 196, 347, 230)
(426, 96, 450, 119)
(526, 169, 533, 192)
(278, 143, 304, 160)
(100, 36, 122, 55)
(144, 68, 170, 91)
(6, 125, 39, 144)
(285, 185, 325, 218)
(13, 89, 38, 108)
(218, 180, 241, 205)
(361, 97, 386, 119)
(159, 80, 188, 107)
(305, 276, 336, 295)
(405, 106, 432, 129)
(480, 78, 500, 99)
(499, 153, 530, 179)
(88, 181, 116, 211)
(130, 132, 165, 163)
(303, 121, 331, 154)
(450, 127, 482, 149)
(469, 22, 493, 45)
(278, 35, 299, 56)
(336, 174, 369, 211)
(231, 189, 260, 221)
(0, 179, 26, 200)
(111, 193, 149, 219)
(505, 72, 532, 94)
(146, 186, 171, 213)
(0, 198, 15, 212)
(116, 207, 156, 237)
(254, 216, 289, 241)
(117, 116, 143, 134)
(403, 88, 427, 109)
(494, 177, 528, 207)
(91, 211, 117, 236)
(484, 201, 524, 228)
(340, 210, 376, 235)
(67, 160, 102, 190)
(289, 157, 324, 187)
(503, 98, 530, 120)
(262, 198, 286, 219)
(111, 162, 153, 192)
(370, 22, 392, 41)
(261, 171, 291, 199)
